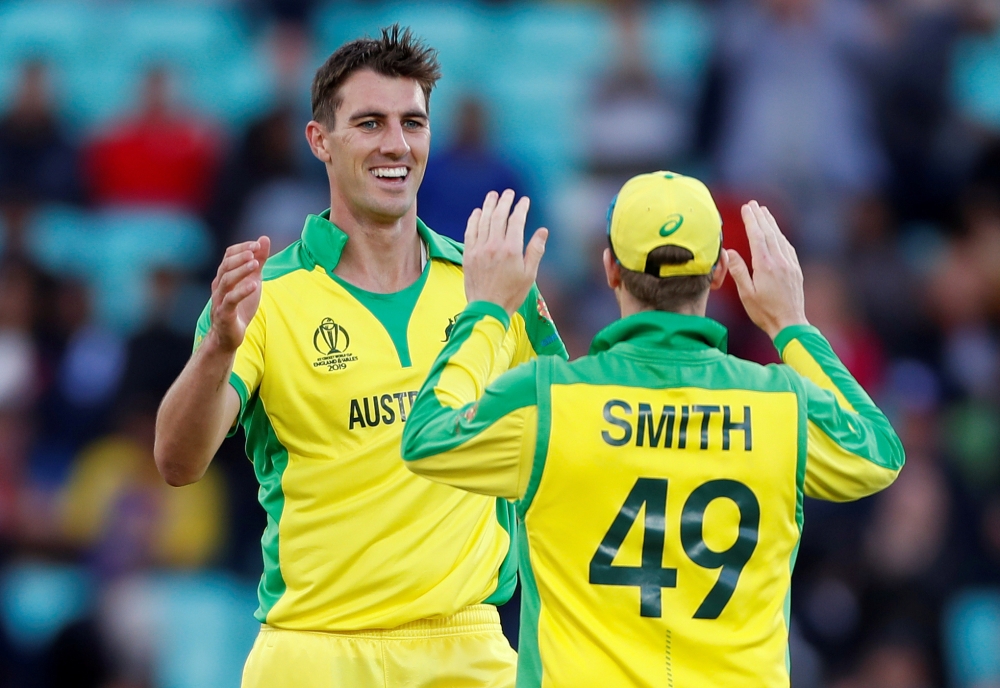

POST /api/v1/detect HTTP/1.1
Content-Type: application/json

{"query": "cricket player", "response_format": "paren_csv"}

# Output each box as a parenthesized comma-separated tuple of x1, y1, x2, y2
(401, 172, 904, 687)
(153, 26, 565, 688)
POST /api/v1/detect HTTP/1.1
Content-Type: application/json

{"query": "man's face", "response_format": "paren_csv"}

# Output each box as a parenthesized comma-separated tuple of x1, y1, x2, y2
(320, 70, 430, 224)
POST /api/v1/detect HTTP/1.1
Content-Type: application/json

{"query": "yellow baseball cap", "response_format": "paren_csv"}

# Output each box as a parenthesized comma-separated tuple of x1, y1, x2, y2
(607, 171, 722, 277)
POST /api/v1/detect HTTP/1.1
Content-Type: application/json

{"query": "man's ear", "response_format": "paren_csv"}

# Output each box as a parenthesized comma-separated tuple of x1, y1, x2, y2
(709, 248, 729, 291)
(305, 121, 333, 163)
(603, 248, 622, 290)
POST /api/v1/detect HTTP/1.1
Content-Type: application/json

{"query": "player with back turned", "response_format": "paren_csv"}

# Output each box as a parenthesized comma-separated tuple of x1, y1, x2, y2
(153, 26, 565, 688)
(401, 172, 904, 687)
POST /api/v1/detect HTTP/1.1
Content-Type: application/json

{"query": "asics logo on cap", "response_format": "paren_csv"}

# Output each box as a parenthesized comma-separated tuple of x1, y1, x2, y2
(659, 214, 684, 237)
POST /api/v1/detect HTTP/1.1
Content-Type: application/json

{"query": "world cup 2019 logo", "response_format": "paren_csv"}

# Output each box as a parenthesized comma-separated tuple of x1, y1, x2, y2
(314, 318, 350, 355)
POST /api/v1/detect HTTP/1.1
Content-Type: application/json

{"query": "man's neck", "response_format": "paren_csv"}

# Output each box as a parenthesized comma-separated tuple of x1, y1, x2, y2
(329, 203, 423, 294)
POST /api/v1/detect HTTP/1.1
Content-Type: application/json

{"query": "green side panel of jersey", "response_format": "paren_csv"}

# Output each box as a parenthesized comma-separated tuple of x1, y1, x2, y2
(243, 395, 290, 623)
(517, 284, 568, 359)
(516, 356, 553, 518)
(330, 264, 429, 368)
(483, 498, 519, 606)
(515, 523, 544, 688)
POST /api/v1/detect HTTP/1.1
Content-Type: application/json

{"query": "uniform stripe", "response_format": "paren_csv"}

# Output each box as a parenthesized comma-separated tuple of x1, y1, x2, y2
(243, 396, 289, 622)
(803, 420, 901, 501)
(780, 340, 854, 411)
(515, 525, 543, 688)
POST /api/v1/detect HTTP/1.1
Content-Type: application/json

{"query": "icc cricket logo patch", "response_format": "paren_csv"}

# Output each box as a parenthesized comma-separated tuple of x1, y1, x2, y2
(313, 317, 358, 372)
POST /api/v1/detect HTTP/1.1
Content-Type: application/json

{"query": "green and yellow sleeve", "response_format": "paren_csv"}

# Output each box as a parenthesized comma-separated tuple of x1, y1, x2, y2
(402, 301, 540, 500)
(774, 325, 905, 501)
(193, 298, 266, 433)
(512, 284, 568, 363)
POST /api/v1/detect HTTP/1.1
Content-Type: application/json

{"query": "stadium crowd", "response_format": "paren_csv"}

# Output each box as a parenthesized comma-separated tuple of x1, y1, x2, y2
(1, 0, 1000, 686)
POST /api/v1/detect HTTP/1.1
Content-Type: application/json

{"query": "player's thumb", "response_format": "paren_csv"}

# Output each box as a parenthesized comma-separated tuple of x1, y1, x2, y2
(726, 249, 754, 298)
(524, 228, 548, 278)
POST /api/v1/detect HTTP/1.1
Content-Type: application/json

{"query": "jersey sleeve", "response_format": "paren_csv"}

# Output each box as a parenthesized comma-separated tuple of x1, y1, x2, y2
(401, 301, 540, 500)
(510, 283, 568, 365)
(774, 325, 904, 501)
(193, 298, 266, 434)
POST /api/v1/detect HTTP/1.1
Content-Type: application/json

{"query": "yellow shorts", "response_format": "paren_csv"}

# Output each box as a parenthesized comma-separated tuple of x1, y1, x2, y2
(241, 604, 517, 688)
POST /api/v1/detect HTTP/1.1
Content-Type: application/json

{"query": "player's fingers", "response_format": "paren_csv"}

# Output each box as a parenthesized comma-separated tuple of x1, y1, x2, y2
(751, 201, 781, 258)
(506, 196, 530, 253)
(741, 203, 768, 266)
(761, 207, 792, 263)
(218, 250, 255, 277)
(253, 236, 271, 266)
(478, 191, 499, 242)
(220, 276, 258, 310)
(488, 189, 516, 244)
(524, 227, 548, 279)
(217, 258, 259, 294)
(726, 249, 755, 298)
(465, 208, 483, 248)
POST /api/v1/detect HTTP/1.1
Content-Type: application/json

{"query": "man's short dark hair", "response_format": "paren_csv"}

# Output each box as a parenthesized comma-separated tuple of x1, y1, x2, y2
(610, 242, 718, 312)
(311, 24, 442, 127)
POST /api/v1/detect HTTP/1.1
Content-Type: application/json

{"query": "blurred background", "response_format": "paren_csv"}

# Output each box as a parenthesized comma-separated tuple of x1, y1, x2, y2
(0, 0, 999, 685)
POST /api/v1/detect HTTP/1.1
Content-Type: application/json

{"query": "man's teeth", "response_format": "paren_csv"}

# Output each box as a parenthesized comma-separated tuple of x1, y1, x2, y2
(372, 168, 407, 178)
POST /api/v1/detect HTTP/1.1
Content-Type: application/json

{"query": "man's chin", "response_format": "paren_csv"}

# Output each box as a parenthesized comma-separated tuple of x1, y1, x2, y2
(357, 195, 416, 225)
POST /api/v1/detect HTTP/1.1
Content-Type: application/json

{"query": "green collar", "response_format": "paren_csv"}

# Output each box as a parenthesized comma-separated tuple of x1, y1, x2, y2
(589, 311, 729, 356)
(300, 209, 464, 271)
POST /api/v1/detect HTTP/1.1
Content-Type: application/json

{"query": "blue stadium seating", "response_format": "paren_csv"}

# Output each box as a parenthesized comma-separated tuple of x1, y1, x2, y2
(26, 205, 210, 332)
(952, 28, 1000, 129)
(0, 561, 91, 652)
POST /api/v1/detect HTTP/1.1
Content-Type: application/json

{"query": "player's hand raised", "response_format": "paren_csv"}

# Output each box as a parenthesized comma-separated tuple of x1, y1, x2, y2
(464, 189, 548, 316)
(727, 201, 809, 340)
(207, 236, 271, 353)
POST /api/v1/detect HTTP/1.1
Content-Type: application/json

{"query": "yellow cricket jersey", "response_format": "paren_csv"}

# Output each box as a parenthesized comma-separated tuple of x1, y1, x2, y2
(193, 212, 566, 631)
(401, 305, 904, 688)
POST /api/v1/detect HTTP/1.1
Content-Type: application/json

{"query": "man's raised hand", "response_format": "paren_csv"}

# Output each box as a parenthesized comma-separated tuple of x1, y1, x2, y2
(208, 236, 271, 353)
(464, 189, 548, 316)
(726, 201, 808, 340)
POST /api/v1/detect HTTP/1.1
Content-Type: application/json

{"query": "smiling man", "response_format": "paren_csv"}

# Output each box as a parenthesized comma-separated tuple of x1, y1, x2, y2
(153, 26, 565, 688)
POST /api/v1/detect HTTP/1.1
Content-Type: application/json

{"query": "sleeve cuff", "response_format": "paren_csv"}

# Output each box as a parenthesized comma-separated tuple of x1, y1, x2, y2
(227, 372, 249, 437)
(463, 301, 511, 330)
(773, 324, 822, 358)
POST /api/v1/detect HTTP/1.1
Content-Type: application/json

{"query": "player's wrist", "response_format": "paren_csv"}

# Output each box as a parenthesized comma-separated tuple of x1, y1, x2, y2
(203, 326, 242, 358)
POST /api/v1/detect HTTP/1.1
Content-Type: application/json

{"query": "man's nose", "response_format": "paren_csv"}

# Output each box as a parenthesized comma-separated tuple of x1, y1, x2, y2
(380, 120, 410, 158)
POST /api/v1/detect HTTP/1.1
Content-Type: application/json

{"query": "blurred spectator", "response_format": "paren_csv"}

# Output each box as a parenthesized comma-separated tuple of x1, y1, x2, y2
(873, 0, 970, 224)
(584, 0, 691, 180)
(83, 67, 221, 214)
(0, 259, 42, 410)
(0, 61, 80, 254)
(707, 0, 888, 258)
(210, 103, 326, 254)
(58, 395, 226, 575)
(802, 261, 885, 392)
(31, 279, 125, 489)
(417, 96, 527, 242)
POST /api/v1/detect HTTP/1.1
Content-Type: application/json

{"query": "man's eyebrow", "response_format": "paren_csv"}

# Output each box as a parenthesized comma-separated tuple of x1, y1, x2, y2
(348, 109, 428, 123)
(348, 110, 387, 121)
